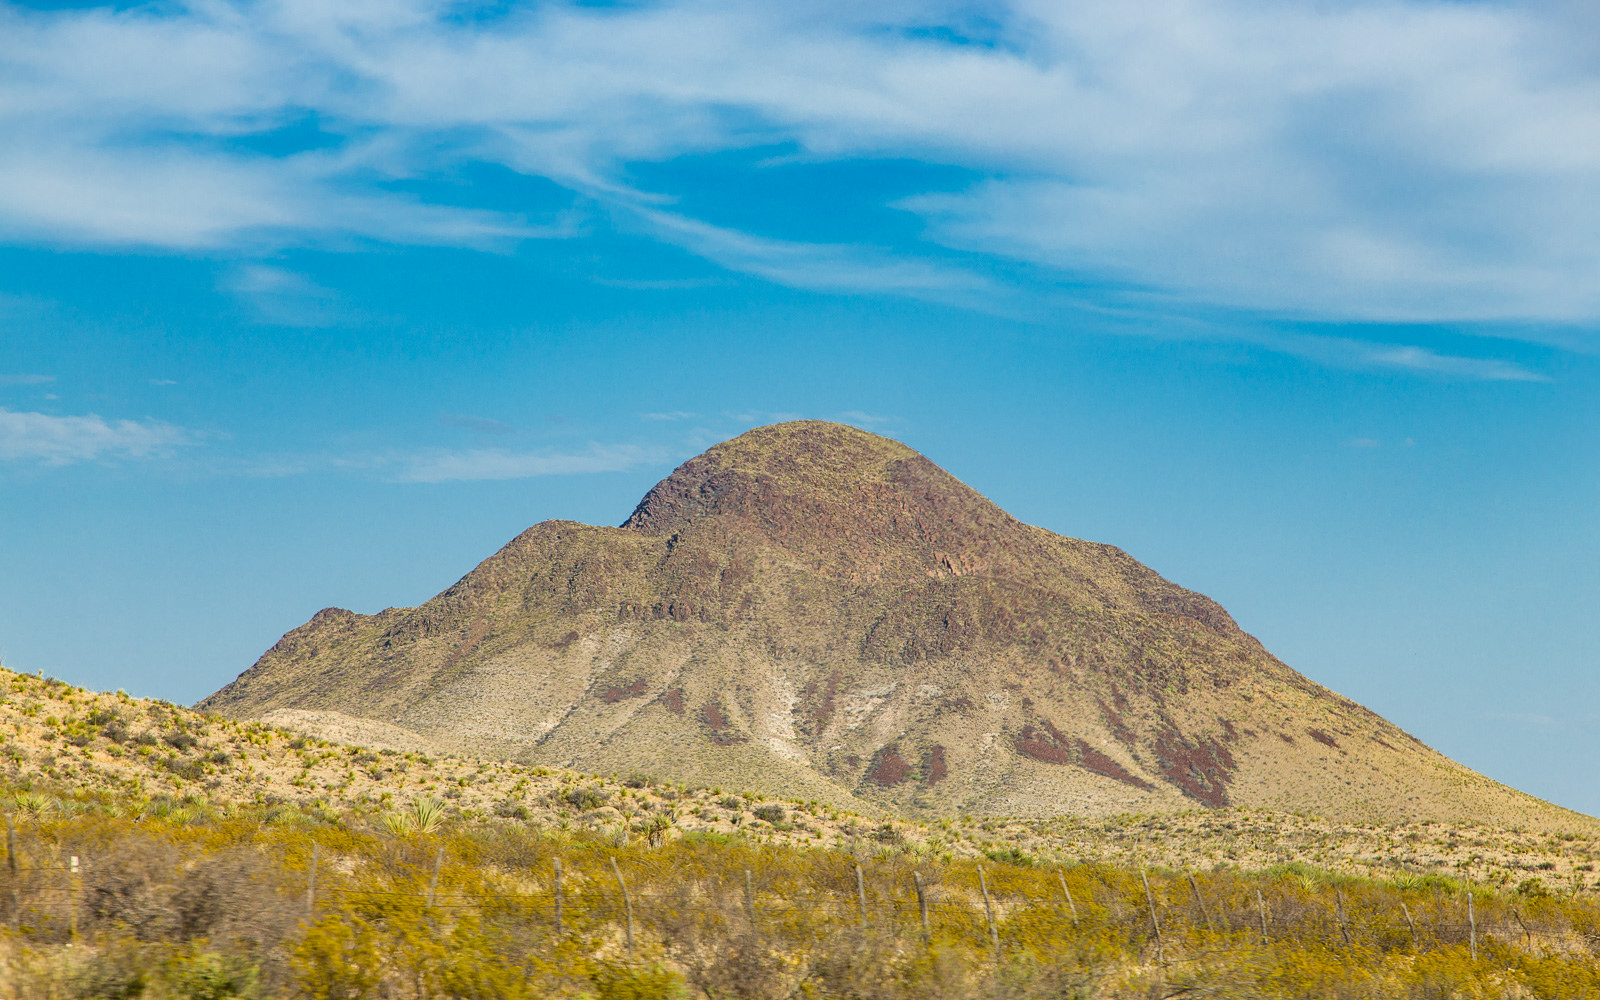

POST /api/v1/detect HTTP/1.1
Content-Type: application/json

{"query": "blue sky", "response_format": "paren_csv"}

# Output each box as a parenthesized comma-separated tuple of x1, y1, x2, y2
(2, 0, 1598, 812)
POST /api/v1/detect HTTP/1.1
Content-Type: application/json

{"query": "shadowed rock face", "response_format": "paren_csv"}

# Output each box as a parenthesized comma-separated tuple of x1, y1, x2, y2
(201, 421, 1572, 826)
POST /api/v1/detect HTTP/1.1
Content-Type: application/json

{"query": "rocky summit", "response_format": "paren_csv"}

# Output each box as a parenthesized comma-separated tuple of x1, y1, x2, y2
(202, 421, 1577, 827)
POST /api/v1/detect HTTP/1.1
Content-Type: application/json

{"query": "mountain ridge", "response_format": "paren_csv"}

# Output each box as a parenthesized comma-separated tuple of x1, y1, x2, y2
(202, 420, 1583, 830)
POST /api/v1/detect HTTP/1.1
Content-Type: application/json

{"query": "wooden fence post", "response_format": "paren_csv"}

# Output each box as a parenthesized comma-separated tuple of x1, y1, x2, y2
(855, 864, 868, 930)
(1187, 874, 1212, 931)
(426, 846, 443, 910)
(611, 857, 635, 960)
(553, 859, 564, 935)
(1058, 871, 1078, 926)
(1335, 888, 1351, 948)
(1140, 869, 1164, 963)
(1256, 887, 1268, 944)
(743, 868, 758, 939)
(4, 814, 15, 930)
(305, 843, 319, 920)
(1467, 890, 1476, 961)
(977, 866, 1000, 954)
(1400, 901, 1417, 950)
(69, 854, 79, 941)
(913, 871, 930, 934)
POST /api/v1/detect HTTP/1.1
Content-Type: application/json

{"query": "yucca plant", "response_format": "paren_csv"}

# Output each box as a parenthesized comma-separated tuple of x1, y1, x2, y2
(384, 797, 447, 837)
(411, 797, 445, 834)
(10, 790, 53, 820)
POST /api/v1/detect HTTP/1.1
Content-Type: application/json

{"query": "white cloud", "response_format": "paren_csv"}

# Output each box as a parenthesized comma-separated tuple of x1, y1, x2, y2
(438, 413, 517, 435)
(0, 143, 549, 250)
(834, 410, 898, 430)
(625, 207, 990, 298)
(1485, 710, 1561, 730)
(394, 443, 661, 482)
(222, 264, 342, 326)
(1259, 331, 1549, 382)
(0, 374, 53, 386)
(1360, 345, 1548, 382)
(0, 407, 195, 464)
(592, 276, 725, 291)
(1, 0, 1599, 321)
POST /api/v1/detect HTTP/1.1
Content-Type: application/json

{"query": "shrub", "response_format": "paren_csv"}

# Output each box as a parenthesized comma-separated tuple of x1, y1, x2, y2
(753, 805, 786, 824)
(494, 800, 531, 821)
(292, 915, 384, 1000)
(166, 950, 261, 1000)
(984, 845, 1036, 867)
(162, 756, 207, 782)
(564, 786, 608, 812)
(592, 964, 688, 1000)
(86, 707, 121, 727)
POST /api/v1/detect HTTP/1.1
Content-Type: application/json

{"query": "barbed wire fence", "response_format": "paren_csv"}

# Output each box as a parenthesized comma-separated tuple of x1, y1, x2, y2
(0, 819, 1587, 970)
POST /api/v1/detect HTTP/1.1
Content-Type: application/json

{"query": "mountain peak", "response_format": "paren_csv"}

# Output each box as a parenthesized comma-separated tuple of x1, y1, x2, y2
(622, 420, 940, 533)
(619, 421, 1027, 589)
(200, 423, 1576, 829)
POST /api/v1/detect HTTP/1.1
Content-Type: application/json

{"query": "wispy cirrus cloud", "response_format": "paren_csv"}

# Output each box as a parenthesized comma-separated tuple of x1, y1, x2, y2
(222, 264, 342, 327)
(625, 207, 991, 299)
(394, 443, 662, 483)
(1, 0, 1600, 327)
(438, 413, 518, 436)
(1359, 345, 1547, 382)
(0, 374, 54, 386)
(1485, 710, 1564, 730)
(834, 411, 898, 430)
(0, 407, 195, 465)
(1259, 331, 1549, 382)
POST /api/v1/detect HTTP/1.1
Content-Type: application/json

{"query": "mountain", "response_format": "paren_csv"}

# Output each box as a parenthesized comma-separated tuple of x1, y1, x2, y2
(201, 421, 1581, 827)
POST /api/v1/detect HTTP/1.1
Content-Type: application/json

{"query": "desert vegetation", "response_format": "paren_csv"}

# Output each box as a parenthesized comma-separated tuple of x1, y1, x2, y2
(3, 788, 1600, 998)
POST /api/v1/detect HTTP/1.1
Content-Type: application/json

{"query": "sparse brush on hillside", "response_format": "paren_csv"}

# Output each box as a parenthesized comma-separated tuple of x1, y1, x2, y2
(0, 667, 1597, 899)
(1, 792, 1600, 999)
